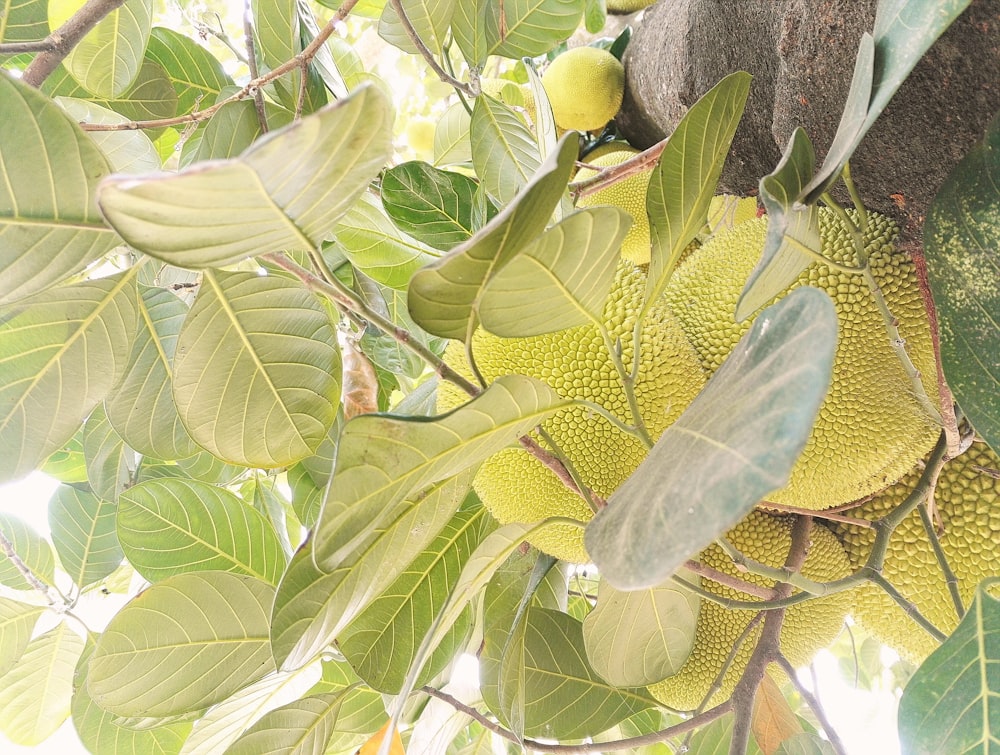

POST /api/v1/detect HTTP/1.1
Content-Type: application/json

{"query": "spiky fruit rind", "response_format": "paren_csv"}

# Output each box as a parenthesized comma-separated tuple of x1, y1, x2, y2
(832, 443, 1000, 662)
(438, 261, 706, 562)
(648, 512, 851, 711)
(541, 47, 625, 132)
(665, 208, 940, 510)
(606, 0, 656, 11)
(577, 144, 652, 265)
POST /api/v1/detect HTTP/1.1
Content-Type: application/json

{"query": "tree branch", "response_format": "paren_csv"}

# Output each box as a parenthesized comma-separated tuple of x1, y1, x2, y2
(242, 0, 269, 133)
(385, 0, 475, 96)
(774, 653, 848, 755)
(0, 528, 57, 606)
(570, 139, 665, 199)
(19, 0, 127, 88)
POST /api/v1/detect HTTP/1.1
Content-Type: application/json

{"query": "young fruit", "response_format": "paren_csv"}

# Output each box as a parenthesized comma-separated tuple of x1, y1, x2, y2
(541, 47, 625, 132)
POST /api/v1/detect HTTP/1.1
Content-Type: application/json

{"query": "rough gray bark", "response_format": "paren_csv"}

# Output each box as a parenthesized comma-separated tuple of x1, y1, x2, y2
(617, 0, 999, 224)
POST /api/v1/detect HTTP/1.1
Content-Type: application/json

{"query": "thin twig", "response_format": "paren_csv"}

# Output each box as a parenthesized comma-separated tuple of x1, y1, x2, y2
(759, 501, 877, 528)
(419, 686, 732, 753)
(387, 0, 475, 96)
(0, 528, 57, 606)
(682, 561, 777, 601)
(916, 498, 965, 621)
(242, 0, 269, 134)
(775, 653, 849, 755)
(20, 0, 127, 87)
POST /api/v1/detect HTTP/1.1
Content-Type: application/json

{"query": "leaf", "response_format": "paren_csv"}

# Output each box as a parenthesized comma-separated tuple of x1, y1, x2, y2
(736, 128, 820, 322)
(0, 622, 86, 745)
(305, 659, 386, 735)
(380, 161, 483, 251)
(0, 270, 138, 482)
(182, 96, 294, 166)
(312, 374, 573, 570)
(57, 97, 161, 173)
(773, 734, 836, 755)
(105, 283, 198, 460)
(83, 403, 131, 502)
(585, 287, 837, 590)
(48, 485, 123, 588)
(471, 93, 540, 204)
(752, 674, 804, 755)
(224, 691, 366, 755)
(49, 0, 152, 97)
(433, 102, 472, 166)
(0, 513, 56, 589)
(408, 134, 576, 341)
(898, 578, 1000, 754)
(924, 111, 1000, 453)
(490, 0, 585, 59)
(645, 71, 752, 306)
(337, 505, 494, 693)
(0, 0, 47, 47)
(478, 206, 630, 336)
(172, 270, 341, 468)
(0, 597, 44, 679)
(0, 72, 119, 306)
(178, 663, 321, 755)
(87, 571, 277, 717)
(689, 713, 764, 755)
(582, 575, 700, 687)
(450, 0, 491, 66)
(98, 84, 392, 268)
(146, 26, 233, 116)
(378, 0, 456, 55)
(117, 477, 287, 584)
(271, 474, 470, 671)
(42, 58, 179, 123)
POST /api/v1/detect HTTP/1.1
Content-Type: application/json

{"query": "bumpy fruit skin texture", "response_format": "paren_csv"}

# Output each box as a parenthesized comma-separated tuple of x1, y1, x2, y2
(541, 47, 625, 132)
(577, 143, 652, 265)
(606, 0, 656, 10)
(648, 512, 851, 711)
(438, 262, 705, 563)
(832, 443, 1000, 662)
(665, 208, 940, 510)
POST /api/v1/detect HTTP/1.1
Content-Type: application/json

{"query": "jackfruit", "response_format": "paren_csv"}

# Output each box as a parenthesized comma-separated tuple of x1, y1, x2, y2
(576, 143, 653, 265)
(438, 261, 706, 563)
(665, 208, 940, 510)
(606, 0, 656, 11)
(831, 442, 1000, 662)
(648, 511, 851, 711)
(541, 47, 625, 132)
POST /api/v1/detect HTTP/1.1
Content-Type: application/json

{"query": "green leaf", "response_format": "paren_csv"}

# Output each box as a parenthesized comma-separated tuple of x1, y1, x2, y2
(774, 733, 837, 755)
(490, 0, 585, 59)
(172, 270, 341, 469)
(223, 691, 353, 755)
(178, 663, 321, 754)
(41, 427, 90, 484)
(586, 287, 837, 590)
(451, 0, 491, 66)
(57, 97, 161, 173)
(378, 0, 456, 55)
(0, 513, 56, 589)
(0, 72, 119, 306)
(98, 84, 392, 268)
(493, 607, 657, 739)
(0, 622, 86, 745)
(0, 597, 44, 679)
(338, 504, 494, 693)
(687, 713, 764, 755)
(380, 161, 483, 251)
(146, 26, 233, 116)
(735, 128, 820, 322)
(478, 206, 630, 336)
(48, 485, 123, 588)
(0, 270, 138, 482)
(333, 194, 440, 289)
(105, 283, 198, 461)
(312, 374, 573, 570)
(408, 134, 576, 340)
(88, 571, 277, 717)
(83, 403, 131, 502)
(271, 474, 470, 671)
(433, 102, 473, 166)
(49, 0, 152, 97)
(924, 111, 1000, 452)
(306, 659, 386, 734)
(645, 71, 751, 306)
(582, 575, 700, 687)
(117, 477, 287, 584)
(0, 0, 47, 47)
(471, 94, 540, 204)
(42, 58, 179, 123)
(898, 578, 1000, 754)
(182, 96, 293, 166)
(252, 0, 296, 69)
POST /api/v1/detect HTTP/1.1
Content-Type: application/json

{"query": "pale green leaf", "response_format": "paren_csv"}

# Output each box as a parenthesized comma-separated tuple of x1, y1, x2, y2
(146, 26, 233, 116)
(774, 734, 837, 755)
(252, 0, 296, 68)
(0, 71, 119, 306)
(0, 271, 138, 482)
(98, 84, 392, 268)
(57, 97, 161, 173)
(0, 597, 44, 679)
(378, 0, 456, 55)
(105, 283, 199, 460)
(179, 663, 321, 755)
(83, 403, 131, 502)
(41, 58, 179, 123)
(471, 94, 540, 205)
(478, 206, 630, 336)
(223, 691, 351, 755)
(433, 102, 472, 166)
(0, 623, 86, 745)
(687, 713, 764, 755)
(312, 374, 573, 570)
(117, 477, 287, 584)
(523, 60, 559, 165)
(0, 513, 56, 589)
(408, 134, 576, 341)
(645, 71, 751, 307)
(586, 287, 837, 590)
(450, 0, 490, 66)
(490, 0, 584, 59)
(48, 485, 123, 588)
(50, 0, 152, 97)
(174, 449, 243, 485)
(182, 96, 293, 166)
(271, 475, 470, 671)
(41, 426, 90, 484)
(172, 270, 341, 469)
(88, 571, 277, 717)
(306, 659, 386, 734)
(582, 576, 700, 687)
(0, 0, 47, 46)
